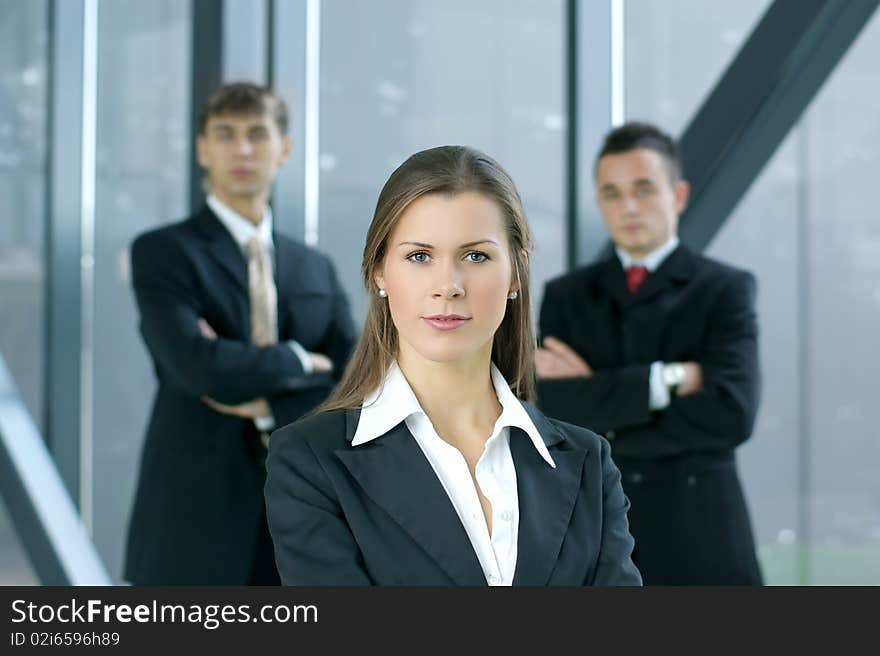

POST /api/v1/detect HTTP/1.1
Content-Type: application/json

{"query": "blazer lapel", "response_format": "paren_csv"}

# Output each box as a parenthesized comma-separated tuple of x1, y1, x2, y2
(630, 244, 695, 304)
(194, 205, 249, 295)
(513, 403, 588, 586)
(596, 245, 696, 308)
(596, 256, 633, 309)
(335, 411, 486, 586)
(273, 234, 295, 338)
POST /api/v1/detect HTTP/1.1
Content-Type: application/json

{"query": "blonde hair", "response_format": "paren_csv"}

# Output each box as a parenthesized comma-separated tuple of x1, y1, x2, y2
(318, 145, 536, 412)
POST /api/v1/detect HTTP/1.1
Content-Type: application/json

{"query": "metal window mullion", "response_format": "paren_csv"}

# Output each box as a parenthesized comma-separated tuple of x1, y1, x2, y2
(222, 0, 268, 84)
(269, 0, 318, 243)
(303, 0, 321, 247)
(189, 0, 223, 213)
(47, 0, 92, 519)
(568, 0, 615, 268)
(78, 0, 98, 534)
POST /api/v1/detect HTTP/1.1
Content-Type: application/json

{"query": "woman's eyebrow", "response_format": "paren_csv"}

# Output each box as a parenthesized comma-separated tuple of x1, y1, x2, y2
(460, 239, 499, 248)
(395, 239, 499, 249)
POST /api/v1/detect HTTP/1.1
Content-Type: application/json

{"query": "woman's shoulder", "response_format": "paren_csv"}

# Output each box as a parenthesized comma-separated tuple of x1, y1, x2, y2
(550, 418, 609, 450)
(523, 402, 611, 454)
(269, 408, 355, 455)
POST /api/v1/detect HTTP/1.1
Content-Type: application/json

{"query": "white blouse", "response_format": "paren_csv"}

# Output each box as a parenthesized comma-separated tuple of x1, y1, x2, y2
(352, 361, 556, 586)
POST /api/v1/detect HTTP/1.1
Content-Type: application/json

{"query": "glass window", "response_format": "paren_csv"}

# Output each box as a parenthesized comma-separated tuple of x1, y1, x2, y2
(0, 0, 48, 585)
(319, 0, 566, 323)
(708, 9, 880, 584)
(0, 0, 48, 432)
(707, 133, 801, 584)
(93, 0, 191, 581)
(624, 0, 770, 134)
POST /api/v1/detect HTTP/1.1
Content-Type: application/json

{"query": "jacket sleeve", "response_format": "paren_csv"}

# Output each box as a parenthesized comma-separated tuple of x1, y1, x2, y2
(265, 423, 373, 586)
(537, 280, 654, 432)
(648, 270, 761, 452)
(539, 271, 761, 455)
(132, 232, 311, 405)
(318, 257, 358, 382)
(266, 257, 358, 427)
(588, 436, 643, 586)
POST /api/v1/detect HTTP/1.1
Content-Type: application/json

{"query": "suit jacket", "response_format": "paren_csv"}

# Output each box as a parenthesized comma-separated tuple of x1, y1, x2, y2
(537, 244, 760, 459)
(535, 244, 763, 584)
(264, 402, 642, 586)
(124, 205, 357, 585)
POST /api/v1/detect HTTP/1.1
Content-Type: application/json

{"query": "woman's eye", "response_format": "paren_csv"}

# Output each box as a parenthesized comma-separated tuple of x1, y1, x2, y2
(406, 251, 430, 263)
(466, 251, 489, 263)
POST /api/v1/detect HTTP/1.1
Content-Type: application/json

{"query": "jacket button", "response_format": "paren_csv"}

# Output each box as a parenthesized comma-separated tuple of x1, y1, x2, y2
(606, 430, 616, 440)
(629, 472, 643, 484)
(687, 475, 697, 486)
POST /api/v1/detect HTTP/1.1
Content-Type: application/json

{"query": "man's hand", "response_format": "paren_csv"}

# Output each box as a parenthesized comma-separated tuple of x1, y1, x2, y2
(676, 362, 703, 396)
(535, 336, 593, 379)
(202, 395, 272, 419)
(198, 318, 217, 340)
(309, 352, 334, 373)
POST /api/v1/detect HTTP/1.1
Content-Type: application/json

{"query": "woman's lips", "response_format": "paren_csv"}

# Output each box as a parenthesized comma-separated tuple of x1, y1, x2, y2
(421, 316, 471, 331)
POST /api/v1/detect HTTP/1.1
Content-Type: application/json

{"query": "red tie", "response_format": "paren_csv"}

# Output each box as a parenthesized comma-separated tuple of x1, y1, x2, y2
(626, 265, 649, 294)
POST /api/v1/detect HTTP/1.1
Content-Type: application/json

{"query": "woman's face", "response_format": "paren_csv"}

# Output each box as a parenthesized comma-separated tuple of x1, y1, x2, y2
(375, 191, 516, 367)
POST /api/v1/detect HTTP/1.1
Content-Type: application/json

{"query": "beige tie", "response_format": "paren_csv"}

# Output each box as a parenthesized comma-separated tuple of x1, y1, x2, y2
(247, 236, 278, 347)
(247, 236, 277, 451)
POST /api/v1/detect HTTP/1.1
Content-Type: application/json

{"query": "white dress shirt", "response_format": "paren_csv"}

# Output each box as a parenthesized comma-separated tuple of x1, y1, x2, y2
(352, 361, 556, 586)
(615, 235, 680, 410)
(207, 194, 313, 430)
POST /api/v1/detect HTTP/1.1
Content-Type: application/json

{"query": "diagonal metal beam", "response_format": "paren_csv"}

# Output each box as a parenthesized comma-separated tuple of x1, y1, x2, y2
(677, 0, 879, 251)
(1, 355, 111, 585)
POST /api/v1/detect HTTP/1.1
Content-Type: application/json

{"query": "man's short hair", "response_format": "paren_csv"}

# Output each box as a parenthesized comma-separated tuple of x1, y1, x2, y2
(197, 82, 289, 135)
(595, 121, 682, 181)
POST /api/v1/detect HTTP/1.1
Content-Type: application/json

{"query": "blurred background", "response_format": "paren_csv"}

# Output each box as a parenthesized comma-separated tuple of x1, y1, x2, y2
(1, 0, 878, 585)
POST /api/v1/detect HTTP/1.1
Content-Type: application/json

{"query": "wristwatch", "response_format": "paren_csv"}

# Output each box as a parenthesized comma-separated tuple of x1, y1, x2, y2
(662, 363, 686, 396)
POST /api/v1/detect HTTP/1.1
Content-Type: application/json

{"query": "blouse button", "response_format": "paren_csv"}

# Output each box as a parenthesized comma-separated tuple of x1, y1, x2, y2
(501, 510, 513, 522)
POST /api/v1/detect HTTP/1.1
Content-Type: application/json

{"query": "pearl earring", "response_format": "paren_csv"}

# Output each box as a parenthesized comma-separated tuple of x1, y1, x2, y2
(508, 291, 518, 300)
(378, 288, 387, 298)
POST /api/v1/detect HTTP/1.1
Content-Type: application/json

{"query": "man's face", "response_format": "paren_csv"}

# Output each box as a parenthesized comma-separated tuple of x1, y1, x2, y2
(594, 147, 689, 259)
(196, 111, 291, 202)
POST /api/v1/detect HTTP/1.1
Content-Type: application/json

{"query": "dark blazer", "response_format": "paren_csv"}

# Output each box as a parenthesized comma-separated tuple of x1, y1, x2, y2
(124, 205, 356, 585)
(536, 244, 762, 584)
(264, 402, 642, 586)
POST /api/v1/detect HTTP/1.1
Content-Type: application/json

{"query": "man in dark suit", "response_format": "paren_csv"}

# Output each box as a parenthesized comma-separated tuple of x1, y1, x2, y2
(535, 122, 762, 585)
(124, 83, 356, 585)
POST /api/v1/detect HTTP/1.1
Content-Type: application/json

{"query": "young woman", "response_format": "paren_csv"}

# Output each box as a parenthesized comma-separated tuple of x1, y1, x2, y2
(264, 146, 641, 586)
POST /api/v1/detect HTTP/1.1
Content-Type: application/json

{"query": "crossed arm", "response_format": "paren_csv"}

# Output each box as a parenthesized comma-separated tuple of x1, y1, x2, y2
(132, 232, 353, 424)
(535, 272, 760, 451)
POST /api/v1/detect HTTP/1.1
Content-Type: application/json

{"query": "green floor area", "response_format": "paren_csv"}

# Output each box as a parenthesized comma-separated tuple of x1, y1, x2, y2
(759, 543, 880, 585)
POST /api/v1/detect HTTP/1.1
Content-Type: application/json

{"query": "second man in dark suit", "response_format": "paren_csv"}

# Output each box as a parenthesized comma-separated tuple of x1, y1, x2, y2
(124, 83, 356, 585)
(535, 122, 763, 585)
